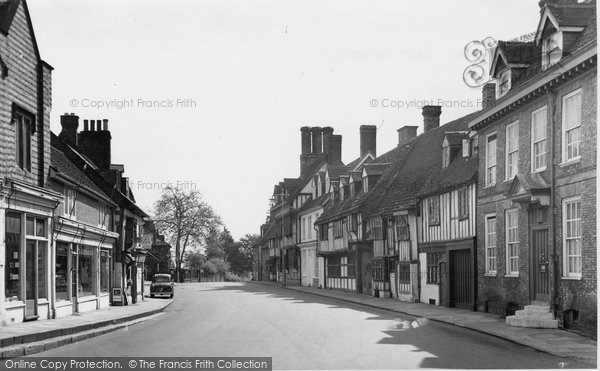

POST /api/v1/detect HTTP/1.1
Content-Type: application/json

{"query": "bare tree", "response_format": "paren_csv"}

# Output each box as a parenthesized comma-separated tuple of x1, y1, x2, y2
(154, 186, 220, 282)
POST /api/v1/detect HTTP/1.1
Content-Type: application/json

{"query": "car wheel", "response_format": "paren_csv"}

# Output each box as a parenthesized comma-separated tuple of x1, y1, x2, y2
(170, 293, 174, 299)
(151, 294, 155, 298)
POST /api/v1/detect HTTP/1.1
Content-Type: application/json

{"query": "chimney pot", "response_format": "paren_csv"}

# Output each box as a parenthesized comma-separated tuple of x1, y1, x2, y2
(422, 105, 442, 132)
(327, 134, 342, 165)
(359, 125, 377, 158)
(103, 119, 109, 131)
(322, 126, 334, 156)
(59, 113, 79, 147)
(83, 119, 89, 131)
(311, 127, 323, 153)
(300, 126, 312, 154)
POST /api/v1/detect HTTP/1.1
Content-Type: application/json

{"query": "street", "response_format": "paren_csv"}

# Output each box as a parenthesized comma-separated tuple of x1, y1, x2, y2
(34, 282, 589, 369)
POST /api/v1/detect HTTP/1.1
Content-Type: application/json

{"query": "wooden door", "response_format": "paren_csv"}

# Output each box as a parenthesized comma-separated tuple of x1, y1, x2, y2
(361, 251, 372, 295)
(449, 249, 473, 309)
(532, 229, 550, 301)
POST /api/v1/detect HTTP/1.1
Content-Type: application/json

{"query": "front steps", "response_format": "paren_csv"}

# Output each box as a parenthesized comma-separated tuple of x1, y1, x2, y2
(506, 303, 559, 329)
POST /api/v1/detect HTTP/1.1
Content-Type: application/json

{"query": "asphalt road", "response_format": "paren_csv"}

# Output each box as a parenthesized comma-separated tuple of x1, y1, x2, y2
(34, 282, 589, 369)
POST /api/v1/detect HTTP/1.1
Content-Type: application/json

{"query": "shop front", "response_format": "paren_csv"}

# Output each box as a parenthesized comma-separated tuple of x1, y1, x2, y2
(53, 217, 118, 317)
(1, 179, 62, 324)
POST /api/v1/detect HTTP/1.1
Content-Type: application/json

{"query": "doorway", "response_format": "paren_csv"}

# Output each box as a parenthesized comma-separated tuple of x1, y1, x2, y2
(531, 229, 550, 302)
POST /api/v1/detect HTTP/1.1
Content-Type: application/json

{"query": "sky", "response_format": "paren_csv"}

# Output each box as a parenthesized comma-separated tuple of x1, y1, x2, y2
(28, 0, 540, 239)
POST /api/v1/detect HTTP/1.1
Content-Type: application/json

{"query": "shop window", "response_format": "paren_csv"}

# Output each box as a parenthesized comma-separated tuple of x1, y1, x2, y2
(78, 246, 97, 297)
(37, 241, 47, 299)
(5, 213, 21, 302)
(427, 252, 441, 284)
(100, 250, 111, 293)
(398, 264, 410, 284)
(56, 242, 70, 301)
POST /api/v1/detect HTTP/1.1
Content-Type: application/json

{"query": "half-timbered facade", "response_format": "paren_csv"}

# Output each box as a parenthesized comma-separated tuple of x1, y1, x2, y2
(417, 133, 478, 309)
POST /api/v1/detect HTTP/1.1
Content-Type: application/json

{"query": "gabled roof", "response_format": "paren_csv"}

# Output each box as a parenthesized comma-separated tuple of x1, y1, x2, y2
(418, 155, 478, 198)
(443, 132, 469, 147)
(506, 173, 551, 206)
(363, 163, 390, 176)
(363, 112, 478, 218)
(349, 171, 362, 183)
(490, 41, 540, 77)
(297, 193, 330, 214)
(51, 133, 149, 218)
(0, 0, 19, 35)
(50, 146, 115, 206)
(535, 2, 596, 43)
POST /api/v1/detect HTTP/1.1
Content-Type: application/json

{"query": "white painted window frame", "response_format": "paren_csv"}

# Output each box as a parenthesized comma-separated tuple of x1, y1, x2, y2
(562, 196, 582, 279)
(531, 106, 548, 173)
(561, 88, 583, 165)
(505, 121, 519, 181)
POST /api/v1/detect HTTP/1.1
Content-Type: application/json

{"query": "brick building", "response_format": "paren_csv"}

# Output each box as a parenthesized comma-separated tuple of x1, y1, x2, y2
(468, 0, 596, 337)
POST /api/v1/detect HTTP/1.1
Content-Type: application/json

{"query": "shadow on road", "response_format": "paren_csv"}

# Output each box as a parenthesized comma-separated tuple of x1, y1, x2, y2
(184, 282, 588, 370)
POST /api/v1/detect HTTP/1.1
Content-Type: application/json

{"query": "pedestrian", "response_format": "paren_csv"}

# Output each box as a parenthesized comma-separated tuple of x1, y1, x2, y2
(126, 278, 133, 305)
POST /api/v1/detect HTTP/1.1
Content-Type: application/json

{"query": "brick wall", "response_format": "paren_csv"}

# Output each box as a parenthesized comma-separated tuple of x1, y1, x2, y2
(476, 68, 597, 337)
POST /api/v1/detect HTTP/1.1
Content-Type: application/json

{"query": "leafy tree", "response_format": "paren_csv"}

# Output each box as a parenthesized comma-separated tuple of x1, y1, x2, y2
(154, 186, 220, 282)
(185, 251, 205, 272)
(226, 233, 259, 275)
(201, 258, 230, 275)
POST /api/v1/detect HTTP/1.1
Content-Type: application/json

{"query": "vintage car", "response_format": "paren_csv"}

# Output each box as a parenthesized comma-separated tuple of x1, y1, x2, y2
(150, 274, 174, 298)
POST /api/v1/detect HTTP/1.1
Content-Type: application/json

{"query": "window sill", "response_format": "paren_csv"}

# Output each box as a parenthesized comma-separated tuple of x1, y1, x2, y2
(504, 274, 519, 278)
(561, 276, 582, 281)
(559, 157, 581, 167)
(4, 300, 25, 308)
(77, 296, 98, 303)
(532, 166, 547, 173)
(484, 273, 497, 277)
(55, 300, 72, 308)
(484, 184, 497, 189)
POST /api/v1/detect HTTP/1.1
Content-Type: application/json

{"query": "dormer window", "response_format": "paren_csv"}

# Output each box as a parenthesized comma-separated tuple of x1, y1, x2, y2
(542, 31, 562, 70)
(496, 69, 511, 98)
(442, 145, 450, 169)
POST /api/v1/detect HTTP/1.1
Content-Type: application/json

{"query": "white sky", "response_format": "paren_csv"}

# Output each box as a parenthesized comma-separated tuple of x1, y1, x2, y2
(28, 0, 540, 239)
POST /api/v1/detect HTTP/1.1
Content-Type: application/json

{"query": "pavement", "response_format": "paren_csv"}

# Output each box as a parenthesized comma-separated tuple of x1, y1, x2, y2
(252, 281, 598, 365)
(0, 286, 172, 359)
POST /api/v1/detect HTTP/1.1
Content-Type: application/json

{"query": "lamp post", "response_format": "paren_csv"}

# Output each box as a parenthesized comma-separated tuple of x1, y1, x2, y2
(132, 248, 147, 302)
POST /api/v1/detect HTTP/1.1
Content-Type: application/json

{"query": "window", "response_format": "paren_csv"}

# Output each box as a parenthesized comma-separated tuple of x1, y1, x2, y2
(301, 218, 306, 240)
(14, 107, 33, 171)
(307, 216, 312, 239)
(505, 121, 519, 180)
(506, 209, 519, 276)
(100, 250, 111, 293)
(458, 187, 469, 219)
(98, 202, 110, 229)
(563, 197, 582, 278)
(78, 246, 97, 297)
(394, 215, 410, 241)
(5, 213, 22, 302)
(350, 213, 359, 232)
(327, 256, 341, 277)
(428, 197, 440, 226)
(562, 89, 582, 163)
(56, 242, 69, 301)
(426, 252, 441, 284)
(542, 31, 562, 70)
(369, 217, 383, 240)
(333, 220, 343, 238)
(531, 107, 547, 172)
(314, 253, 319, 278)
(64, 188, 76, 218)
(319, 224, 329, 241)
(497, 69, 511, 98)
(398, 264, 410, 284)
(485, 215, 497, 274)
(486, 133, 497, 186)
(442, 145, 450, 168)
(373, 259, 384, 281)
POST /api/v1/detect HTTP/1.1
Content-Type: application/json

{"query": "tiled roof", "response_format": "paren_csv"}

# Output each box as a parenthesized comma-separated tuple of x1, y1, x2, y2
(363, 163, 390, 176)
(284, 157, 327, 203)
(327, 164, 350, 179)
(50, 147, 110, 202)
(51, 133, 149, 218)
(547, 4, 596, 27)
(497, 41, 540, 66)
(418, 154, 478, 198)
(297, 193, 330, 214)
(0, 0, 19, 35)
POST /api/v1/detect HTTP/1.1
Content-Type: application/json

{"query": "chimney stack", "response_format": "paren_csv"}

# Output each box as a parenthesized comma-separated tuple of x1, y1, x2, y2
(321, 126, 334, 155)
(397, 126, 418, 147)
(422, 105, 442, 132)
(59, 113, 79, 147)
(300, 127, 312, 154)
(482, 83, 496, 110)
(78, 117, 112, 169)
(311, 127, 323, 153)
(360, 125, 377, 157)
(327, 134, 342, 165)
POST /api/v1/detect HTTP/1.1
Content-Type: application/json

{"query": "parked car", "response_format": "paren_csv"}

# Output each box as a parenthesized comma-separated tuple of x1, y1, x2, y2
(150, 274, 174, 298)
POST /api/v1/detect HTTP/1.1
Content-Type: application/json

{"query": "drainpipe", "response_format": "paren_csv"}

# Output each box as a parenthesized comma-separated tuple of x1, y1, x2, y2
(549, 90, 559, 318)
(50, 200, 61, 319)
